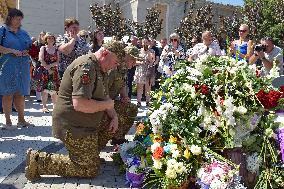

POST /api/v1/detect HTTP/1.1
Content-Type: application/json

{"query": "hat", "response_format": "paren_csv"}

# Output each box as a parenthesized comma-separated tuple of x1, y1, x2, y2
(124, 45, 143, 60)
(103, 40, 126, 63)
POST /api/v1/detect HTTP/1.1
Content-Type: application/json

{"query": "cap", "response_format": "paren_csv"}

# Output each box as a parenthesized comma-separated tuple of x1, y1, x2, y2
(124, 45, 143, 60)
(103, 40, 126, 63)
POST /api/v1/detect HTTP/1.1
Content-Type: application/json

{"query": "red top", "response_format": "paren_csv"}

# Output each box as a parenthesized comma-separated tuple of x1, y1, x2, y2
(29, 44, 40, 60)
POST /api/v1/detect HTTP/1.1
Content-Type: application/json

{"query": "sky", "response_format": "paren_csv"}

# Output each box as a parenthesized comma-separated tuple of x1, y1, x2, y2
(210, 0, 244, 6)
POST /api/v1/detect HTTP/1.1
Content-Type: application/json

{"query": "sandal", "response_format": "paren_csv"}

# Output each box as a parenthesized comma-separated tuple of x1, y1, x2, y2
(2, 123, 17, 130)
(42, 108, 50, 113)
(17, 122, 35, 128)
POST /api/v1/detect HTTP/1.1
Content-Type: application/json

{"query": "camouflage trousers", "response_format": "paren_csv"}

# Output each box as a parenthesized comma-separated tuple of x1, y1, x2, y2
(98, 100, 138, 150)
(37, 131, 100, 177)
(36, 101, 137, 177)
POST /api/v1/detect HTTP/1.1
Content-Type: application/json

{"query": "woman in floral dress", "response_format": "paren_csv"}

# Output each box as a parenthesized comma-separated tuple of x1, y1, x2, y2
(37, 33, 60, 113)
(134, 38, 155, 107)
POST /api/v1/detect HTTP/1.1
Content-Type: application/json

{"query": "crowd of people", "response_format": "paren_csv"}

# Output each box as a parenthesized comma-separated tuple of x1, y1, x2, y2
(0, 7, 283, 182)
(0, 9, 283, 131)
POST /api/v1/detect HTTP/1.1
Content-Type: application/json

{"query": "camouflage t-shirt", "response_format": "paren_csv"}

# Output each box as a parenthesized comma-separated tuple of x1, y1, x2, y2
(57, 34, 89, 73)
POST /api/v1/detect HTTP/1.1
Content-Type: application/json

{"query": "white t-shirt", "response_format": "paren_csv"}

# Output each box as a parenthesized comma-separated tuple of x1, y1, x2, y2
(264, 46, 283, 75)
(189, 41, 222, 60)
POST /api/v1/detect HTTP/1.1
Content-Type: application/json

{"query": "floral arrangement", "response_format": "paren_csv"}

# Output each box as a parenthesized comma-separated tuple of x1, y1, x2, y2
(115, 55, 284, 189)
(197, 160, 245, 189)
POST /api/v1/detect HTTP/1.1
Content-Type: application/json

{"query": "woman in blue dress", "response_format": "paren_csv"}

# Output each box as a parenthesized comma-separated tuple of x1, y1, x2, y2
(229, 24, 254, 61)
(0, 9, 32, 129)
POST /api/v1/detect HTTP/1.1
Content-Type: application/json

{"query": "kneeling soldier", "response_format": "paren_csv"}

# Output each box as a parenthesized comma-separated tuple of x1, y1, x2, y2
(108, 45, 141, 146)
(25, 41, 125, 181)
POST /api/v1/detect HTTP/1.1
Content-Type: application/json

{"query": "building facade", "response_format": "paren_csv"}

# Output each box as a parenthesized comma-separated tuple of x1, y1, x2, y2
(1, 0, 236, 39)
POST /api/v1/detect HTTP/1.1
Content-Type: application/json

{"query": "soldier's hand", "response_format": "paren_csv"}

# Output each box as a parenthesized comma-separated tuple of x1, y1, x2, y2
(105, 99, 114, 110)
(109, 116, 118, 133)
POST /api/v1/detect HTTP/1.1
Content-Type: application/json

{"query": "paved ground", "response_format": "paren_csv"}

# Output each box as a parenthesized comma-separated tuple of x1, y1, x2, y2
(0, 96, 147, 189)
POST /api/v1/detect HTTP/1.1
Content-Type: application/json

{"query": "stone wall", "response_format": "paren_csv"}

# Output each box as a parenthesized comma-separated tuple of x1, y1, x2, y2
(116, 0, 237, 40)
(7, 0, 237, 39)
(18, 0, 95, 38)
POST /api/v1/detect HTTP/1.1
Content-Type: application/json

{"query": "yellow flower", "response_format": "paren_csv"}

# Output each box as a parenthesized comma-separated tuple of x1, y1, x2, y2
(153, 134, 163, 143)
(169, 135, 177, 144)
(183, 149, 191, 159)
(135, 123, 145, 134)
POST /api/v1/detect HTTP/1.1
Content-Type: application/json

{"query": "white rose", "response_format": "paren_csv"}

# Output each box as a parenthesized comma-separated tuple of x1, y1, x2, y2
(190, 145, 202, 155)
(153, 159, 163, 169)
(174, 162, 186, 174)
(165, 168, 177, 179)
(237, 106, 247, 114)
(172, 150, 181, 159)
(167, 159, 177, 168)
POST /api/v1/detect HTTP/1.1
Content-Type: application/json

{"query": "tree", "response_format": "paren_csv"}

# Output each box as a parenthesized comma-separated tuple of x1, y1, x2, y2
(243, 0, 284, 46)
(127, 5, 163, 39)
(90, 3, 130, 40)
(176, 3, 216, 49)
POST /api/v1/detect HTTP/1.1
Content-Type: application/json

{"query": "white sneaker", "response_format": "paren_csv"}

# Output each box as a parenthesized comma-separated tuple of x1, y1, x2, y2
(2, 124, 17, 130)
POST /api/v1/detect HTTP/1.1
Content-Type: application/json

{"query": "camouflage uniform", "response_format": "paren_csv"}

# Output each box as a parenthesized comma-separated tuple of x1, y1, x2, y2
(25, 41, 127, 180)
(102, 45, 141, 147)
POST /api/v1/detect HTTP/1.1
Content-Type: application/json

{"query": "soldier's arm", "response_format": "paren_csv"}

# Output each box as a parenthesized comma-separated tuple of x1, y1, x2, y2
(71, 63, 114, 113)
(72, 98, 113, 113)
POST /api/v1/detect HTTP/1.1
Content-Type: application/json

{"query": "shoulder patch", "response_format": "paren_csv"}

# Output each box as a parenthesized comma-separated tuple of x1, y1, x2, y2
(81, 73, 91, 85)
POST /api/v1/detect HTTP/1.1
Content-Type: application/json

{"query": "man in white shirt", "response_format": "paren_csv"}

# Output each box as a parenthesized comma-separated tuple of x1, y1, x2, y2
(249, 37, 283, 76)
(188, 31, 221, 61)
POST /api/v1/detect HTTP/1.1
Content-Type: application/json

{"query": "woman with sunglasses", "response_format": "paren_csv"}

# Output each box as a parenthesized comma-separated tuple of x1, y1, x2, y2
(229, 24, 254, 61)
(159, 33, 185, 77)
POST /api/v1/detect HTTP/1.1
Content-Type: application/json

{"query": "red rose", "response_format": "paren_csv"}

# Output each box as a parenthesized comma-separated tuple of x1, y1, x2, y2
(256, 89, 269, 109)
(256, 70, 261, 77)
(257, 89, 282, 109)
(153, 146, 164, 160)
(201, 84, 209, 95)
(194, 84, 200, 92)
(268, 90, 281, 108)
(220, 96, 225, 106)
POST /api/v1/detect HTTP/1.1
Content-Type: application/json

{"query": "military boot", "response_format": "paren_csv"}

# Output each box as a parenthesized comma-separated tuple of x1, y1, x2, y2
(25, 148, 41, 181)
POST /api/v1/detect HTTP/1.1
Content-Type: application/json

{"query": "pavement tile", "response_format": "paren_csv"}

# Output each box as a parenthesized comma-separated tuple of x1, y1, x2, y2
(1, 97, 147, 188)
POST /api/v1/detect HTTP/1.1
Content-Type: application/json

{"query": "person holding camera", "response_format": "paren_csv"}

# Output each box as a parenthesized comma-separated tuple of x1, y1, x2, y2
(229, 24, 254, 61)
(249, 37, 283, 76)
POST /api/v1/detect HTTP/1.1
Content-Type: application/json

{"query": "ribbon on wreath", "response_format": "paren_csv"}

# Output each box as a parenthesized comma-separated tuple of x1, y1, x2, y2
(125, 171, 145, 188)
(278, 127, 284, 163)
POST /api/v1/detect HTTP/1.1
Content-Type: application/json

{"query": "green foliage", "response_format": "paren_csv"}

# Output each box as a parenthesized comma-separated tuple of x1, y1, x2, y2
(243, 0, 284, 46)
(90, 3, 163, 39)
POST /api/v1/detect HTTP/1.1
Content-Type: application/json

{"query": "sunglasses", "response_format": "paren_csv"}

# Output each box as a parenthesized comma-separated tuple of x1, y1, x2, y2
(239, 29, 247, 33)
(170, 38, 178, 42)
(82, 35, 89, 38)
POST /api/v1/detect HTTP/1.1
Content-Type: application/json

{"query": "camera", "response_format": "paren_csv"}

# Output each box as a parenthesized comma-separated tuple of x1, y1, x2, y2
(254, 44, 267, 52)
